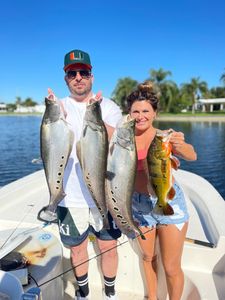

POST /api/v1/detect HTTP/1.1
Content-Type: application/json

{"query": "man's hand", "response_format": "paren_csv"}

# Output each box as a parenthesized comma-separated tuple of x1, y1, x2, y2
(88, 91, 103, 104)
(47, 88, 56, 101)
(47, 88, 67, 118)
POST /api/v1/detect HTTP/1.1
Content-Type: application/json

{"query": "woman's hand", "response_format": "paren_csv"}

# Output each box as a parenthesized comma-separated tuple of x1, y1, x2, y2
(167, 129, 197, 161)
(169, 130, 185, 148)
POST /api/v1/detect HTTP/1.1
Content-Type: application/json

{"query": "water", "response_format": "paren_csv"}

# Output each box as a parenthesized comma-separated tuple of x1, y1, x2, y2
(0, 116, 43, 185)
(0, 116, 225, 200)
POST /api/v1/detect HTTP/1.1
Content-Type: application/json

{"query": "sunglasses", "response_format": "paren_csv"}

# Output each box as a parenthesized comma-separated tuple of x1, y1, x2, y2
(66, 70, 91, 80)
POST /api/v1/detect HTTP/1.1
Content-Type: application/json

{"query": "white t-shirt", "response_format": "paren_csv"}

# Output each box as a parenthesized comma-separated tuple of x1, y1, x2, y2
(58, 95, 122, 208)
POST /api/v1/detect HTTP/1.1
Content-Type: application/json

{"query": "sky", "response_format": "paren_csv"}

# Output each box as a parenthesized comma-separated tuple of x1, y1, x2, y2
(0, 0, 225, 104)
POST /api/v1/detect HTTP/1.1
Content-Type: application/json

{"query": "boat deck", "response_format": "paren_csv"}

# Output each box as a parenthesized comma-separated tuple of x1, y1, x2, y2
(0, 169, 225, 299)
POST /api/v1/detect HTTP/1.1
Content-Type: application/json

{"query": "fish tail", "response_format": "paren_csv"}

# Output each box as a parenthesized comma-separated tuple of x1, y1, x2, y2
(103, 216, 110, 230)
(163, 203, 174, 215)
(37, 206, 58, 223)
(167, 186, 176, 200)
(126, 230, 136, 240)
(140, 232, 146, 240)
(136, 227, 146, 240)
(49, 191, 66, 213)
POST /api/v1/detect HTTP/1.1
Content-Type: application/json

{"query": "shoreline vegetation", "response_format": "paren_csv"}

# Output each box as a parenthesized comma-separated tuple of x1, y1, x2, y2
(0, 112, 225, 122)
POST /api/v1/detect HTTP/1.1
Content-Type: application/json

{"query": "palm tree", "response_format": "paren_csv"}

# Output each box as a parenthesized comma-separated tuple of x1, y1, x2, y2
(111, 77, 138, 113)
(15, 96, 22, 106)
(149, 68, 172, 84)
(160, 81, 180, 112)
(210, 86, 225, 98)
(181, 77, 208, 113)
(23, 97, 37, 107)
(147, 68, 179, 112)
(220, 69, 225, 86)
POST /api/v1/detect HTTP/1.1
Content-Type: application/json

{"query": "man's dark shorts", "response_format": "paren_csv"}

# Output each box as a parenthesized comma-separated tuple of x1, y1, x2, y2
(57, 206, 121, 247)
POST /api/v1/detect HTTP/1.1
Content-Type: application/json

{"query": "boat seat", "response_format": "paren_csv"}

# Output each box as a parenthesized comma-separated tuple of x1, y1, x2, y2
(0, 270, 23, 300)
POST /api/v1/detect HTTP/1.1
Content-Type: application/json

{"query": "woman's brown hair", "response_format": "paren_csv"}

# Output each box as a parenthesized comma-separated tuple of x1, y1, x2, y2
(126, 81, 160, 112)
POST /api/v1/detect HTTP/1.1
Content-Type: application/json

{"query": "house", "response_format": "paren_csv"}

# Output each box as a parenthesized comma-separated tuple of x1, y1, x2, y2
(14, 104, 45, 113)
(197, 98, 225, 112)
(0, 103, 7, 113)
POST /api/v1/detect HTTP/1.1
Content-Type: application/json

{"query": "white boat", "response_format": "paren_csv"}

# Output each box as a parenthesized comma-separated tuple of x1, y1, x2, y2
(0, 169, 224, 300)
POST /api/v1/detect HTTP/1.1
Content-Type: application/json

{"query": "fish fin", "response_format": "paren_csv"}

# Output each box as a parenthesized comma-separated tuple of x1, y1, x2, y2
(170, 155, 180, 170)
(31, 157, 43, 164)
(167, 186, 176, 200)
(76, 141, 82, 165)
(163, 204, 174, 215)
(109, 141, 115, 155)
(105, 171, 116, 181)
(37, 206, 58, 223)
(69, 129, 75, 144)
(103, 217, 110, 230)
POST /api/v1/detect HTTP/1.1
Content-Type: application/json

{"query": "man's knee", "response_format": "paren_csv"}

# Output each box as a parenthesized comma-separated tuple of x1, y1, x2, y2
(71, 240, 88, 259)
(98, 240, 118, 258)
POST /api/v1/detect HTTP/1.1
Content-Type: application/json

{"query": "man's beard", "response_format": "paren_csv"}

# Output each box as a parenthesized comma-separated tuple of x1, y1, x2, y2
(71, 84, 92, 97)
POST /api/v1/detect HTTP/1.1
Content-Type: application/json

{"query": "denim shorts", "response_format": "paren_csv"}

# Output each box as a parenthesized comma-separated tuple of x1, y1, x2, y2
(57, 206, 121, 247)
(132, 183, 189, 228)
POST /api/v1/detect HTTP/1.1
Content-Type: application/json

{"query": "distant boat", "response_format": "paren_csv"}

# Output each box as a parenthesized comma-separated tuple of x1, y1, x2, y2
(0, 169, 224, 300)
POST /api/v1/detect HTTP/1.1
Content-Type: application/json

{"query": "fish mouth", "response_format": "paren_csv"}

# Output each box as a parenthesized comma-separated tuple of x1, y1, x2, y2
(45, 97, 57, 105)
(116, 114, 135, 128)
(46, 90, 57, 101)
(156, 129, 174, 141)
(123, 114, 135, 122)
(87, 98, 99, 106)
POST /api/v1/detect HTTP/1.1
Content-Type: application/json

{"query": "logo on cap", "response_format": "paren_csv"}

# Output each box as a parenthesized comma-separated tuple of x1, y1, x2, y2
(70, 51, 83, 61)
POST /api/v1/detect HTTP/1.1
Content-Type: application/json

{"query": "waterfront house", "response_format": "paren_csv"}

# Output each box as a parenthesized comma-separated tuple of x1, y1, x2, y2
(0, 103, 7, 113)
(14, 104, 45, 113)
(198, 98, 225, 112)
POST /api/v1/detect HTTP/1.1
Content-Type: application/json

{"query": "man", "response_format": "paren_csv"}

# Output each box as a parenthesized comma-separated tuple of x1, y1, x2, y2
(57, 49, 122, 300)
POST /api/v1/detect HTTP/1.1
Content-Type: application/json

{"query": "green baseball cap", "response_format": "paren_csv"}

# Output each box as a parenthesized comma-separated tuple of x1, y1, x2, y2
(64, 49, 92, 71)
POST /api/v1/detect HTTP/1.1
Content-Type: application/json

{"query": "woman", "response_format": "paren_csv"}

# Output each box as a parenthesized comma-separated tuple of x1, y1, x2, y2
(127, 81, 197, 300)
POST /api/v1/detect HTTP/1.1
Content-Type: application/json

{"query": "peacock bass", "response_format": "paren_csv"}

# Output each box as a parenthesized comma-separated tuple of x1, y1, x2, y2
(147, 129, 180, 215)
